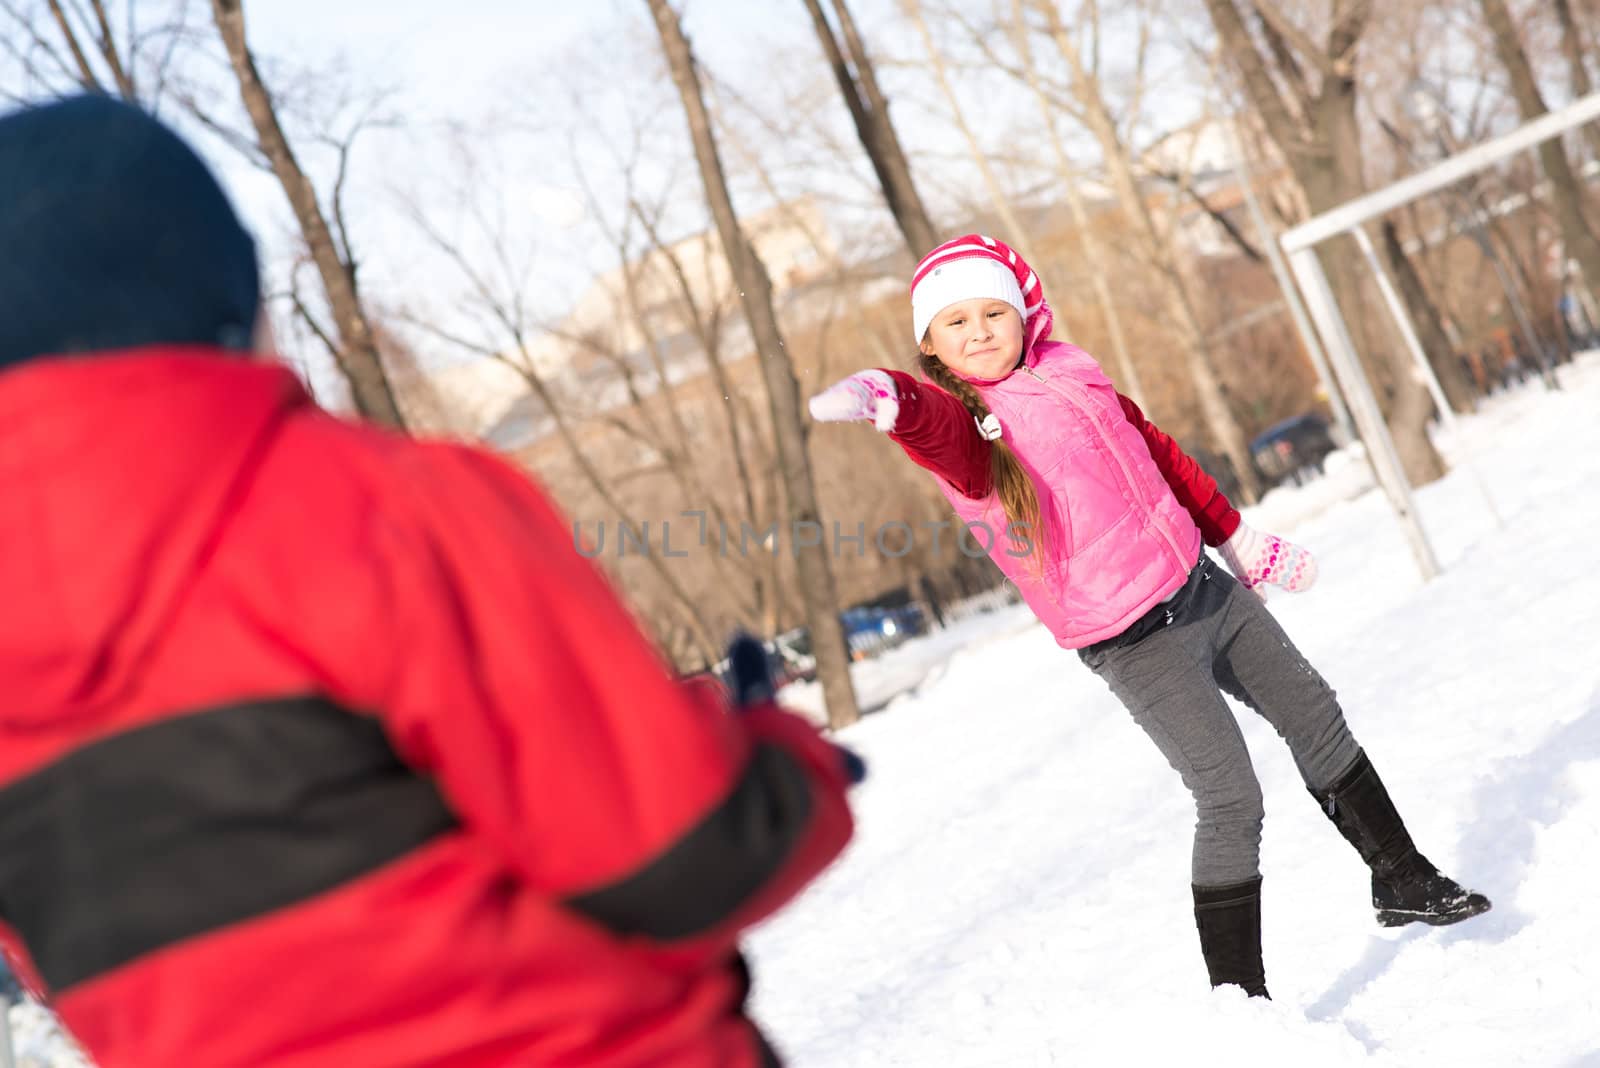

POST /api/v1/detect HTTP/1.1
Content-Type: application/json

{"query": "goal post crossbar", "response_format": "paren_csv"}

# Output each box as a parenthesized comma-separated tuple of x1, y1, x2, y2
(1273, 89, 1600, 580)
(1283, 90, 1600, 253)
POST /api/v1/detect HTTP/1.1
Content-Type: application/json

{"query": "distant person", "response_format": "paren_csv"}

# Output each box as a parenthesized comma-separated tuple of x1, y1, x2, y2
(0, 94, 855, 1067)
(808, 234, 1488, 999)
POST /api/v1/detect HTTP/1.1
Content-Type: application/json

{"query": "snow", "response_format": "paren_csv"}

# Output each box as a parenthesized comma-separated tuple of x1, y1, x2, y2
(10, 357, 1600, 1066)
(747, 352, 1600, 1067)
(5, 998, 88, 1068)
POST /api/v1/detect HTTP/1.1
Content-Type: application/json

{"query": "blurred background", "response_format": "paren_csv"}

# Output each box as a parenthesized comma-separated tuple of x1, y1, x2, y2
(6, 0, 1592, 689)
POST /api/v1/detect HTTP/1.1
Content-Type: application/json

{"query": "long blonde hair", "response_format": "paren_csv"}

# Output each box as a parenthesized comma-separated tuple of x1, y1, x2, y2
(917, 351, 1043, 561)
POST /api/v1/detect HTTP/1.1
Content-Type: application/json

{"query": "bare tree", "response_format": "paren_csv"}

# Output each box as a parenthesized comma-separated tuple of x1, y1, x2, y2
(392, 131, 734, 665)
(1034, 0, 1263, 501)
(402, 243, 729, 666)
(625, 202, 788, 634)
(0, 0, 188, 102)
(1552, 0, 1600, 162)
(1480, 0, 1600, 302)
(210, 0, 403, 428)
(801, 0, 940, 256)
(1006, 0, 1145, 407)
(903, 0, 1040, 267)
(1203, 0, 1450, 484)
(0, 1, 405, 427)
(647, 0, 861, 729)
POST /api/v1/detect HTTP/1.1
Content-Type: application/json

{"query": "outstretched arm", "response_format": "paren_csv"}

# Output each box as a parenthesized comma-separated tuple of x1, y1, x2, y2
(809, 369, 992, 499)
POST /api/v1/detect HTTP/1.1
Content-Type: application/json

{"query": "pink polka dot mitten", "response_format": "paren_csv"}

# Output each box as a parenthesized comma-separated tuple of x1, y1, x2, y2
(1219, 522, 1318, 595)
(807, 369, 900, 433)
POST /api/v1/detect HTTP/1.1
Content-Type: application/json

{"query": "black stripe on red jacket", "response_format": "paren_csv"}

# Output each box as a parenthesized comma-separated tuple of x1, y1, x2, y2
(0, 696, 458, 991)
(0, 694, 834, 993)
(566, 743, 814, 938)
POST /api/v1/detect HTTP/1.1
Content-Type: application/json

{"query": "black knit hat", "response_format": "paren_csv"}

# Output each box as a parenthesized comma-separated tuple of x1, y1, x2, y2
(0, 94, 260, 370)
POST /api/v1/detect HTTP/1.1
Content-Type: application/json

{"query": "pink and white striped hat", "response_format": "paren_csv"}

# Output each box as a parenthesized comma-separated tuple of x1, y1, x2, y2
(910, 234, 1046, 343)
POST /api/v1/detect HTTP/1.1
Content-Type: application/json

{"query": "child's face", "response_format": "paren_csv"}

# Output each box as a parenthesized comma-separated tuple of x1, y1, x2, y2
(919, 299, 1024, 381)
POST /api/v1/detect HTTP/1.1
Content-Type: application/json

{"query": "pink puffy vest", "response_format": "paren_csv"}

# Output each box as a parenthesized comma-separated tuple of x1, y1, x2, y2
(938, 340, 1202, 649)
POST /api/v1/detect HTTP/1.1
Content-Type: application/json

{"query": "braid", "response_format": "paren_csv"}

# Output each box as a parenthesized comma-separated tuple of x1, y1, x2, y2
(917, 352, 1043, 561)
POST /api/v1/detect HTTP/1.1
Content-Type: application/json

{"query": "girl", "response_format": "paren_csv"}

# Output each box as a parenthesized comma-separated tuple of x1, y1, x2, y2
(808, 234, 1489, 998)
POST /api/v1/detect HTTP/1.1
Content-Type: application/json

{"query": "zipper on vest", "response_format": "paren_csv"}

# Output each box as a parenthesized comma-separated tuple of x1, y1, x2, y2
(992, 364, 1073, 621)
(1037, 368, 1191, 573)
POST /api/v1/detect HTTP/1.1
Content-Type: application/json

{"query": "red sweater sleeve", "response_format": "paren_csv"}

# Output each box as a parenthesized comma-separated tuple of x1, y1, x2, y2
(356, 440, 853, 965)
(882, 369, 992, 498)
(1117, 393, 1241, 546)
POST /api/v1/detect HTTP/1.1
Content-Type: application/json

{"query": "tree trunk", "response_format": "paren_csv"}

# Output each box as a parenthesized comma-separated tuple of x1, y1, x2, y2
(647, 0, 861, 729)
(1041, 1, 1262, 502)
(1480, 0, 1600, 308)
(1552, 0, 1600, 163)
(211, 0, 405, 429)
(1203, 0, 1447, 486)
(1312, 62, 1445, 484)
(1380, 219, 1476, 413)
(800, 0, 939, 257)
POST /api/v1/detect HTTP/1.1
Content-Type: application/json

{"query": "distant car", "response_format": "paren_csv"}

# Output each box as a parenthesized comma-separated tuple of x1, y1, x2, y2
(1250, 413, 1337, 489)
(840, 603, 927, 660)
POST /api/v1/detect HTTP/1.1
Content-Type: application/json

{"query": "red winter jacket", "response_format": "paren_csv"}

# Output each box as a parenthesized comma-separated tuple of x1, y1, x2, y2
(0, 349, 853, 1068)
(880, 369, 1241, 546)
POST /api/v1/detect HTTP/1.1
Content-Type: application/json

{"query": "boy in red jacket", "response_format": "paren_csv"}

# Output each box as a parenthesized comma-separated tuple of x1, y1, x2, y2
(0, 95, 853, 1068)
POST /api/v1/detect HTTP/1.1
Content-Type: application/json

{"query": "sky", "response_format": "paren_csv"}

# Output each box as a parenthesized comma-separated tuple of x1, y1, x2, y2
(218, 2, 723, 273)
(217, 0, 848, 227)
(0, 0, 1219, 399)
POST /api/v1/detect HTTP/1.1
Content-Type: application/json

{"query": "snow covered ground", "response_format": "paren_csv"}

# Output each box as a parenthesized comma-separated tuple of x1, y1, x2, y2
(748, 353, 1600, 1067)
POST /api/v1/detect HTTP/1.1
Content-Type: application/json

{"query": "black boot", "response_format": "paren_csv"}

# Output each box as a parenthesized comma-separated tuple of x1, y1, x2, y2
(1314, 751, 1491, 928)
(1193, 877, 1270, 998)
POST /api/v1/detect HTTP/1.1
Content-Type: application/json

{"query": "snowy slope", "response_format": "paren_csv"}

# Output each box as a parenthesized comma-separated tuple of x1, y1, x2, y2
(747, 353, 1600, 1067)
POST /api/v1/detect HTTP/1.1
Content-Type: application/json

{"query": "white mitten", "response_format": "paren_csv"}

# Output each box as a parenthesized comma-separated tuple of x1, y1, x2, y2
(807, 370, 900, 433)
(1219, 521, 1318, 595)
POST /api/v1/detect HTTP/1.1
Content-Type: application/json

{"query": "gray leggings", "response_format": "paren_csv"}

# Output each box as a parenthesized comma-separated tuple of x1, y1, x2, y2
(1078, 556, 1361, 887)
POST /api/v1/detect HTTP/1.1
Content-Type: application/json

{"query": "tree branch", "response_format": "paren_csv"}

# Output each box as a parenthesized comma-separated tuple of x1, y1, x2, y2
(1147, 164, 1265, 263)
(176, 89, 273, 168)
(43, 0, 105, 91)
(86, 0, 137, 98)
(1326, 0, 1373, 70)
(1252, 5, 1314, 122)
(1249, 0, 1342, 78)
(287, 263, 340, 360)
(946, 1, 1088, 121)
(1203, 0, 1309, 161)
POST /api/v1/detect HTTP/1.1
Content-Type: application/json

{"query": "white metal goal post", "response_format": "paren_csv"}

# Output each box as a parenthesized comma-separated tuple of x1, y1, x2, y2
(1278, 90, 1600, 580)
